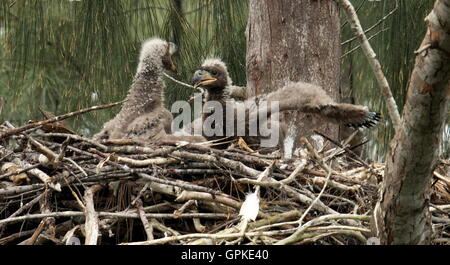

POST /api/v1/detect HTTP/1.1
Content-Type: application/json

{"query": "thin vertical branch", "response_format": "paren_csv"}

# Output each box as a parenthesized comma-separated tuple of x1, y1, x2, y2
(337, 0, 402, 131)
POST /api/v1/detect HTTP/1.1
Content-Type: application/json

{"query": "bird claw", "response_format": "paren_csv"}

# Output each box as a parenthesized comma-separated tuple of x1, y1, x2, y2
(346, 111, 381, 129)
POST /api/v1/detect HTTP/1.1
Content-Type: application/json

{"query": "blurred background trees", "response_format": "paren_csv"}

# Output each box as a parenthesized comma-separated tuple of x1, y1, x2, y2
(0, 0, 447, 160)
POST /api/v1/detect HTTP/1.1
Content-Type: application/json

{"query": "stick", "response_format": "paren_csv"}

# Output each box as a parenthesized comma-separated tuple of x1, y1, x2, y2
(298, 170, 332, 226)
(184, 144, 272, 167)
(116, 156, 178, 167)
(0, 100, 125, 140)
(275, 214, 370, 245)
(13, 159, 61, 192)
(84, 185, 103, 245)
(176, 190, 241, 209)
(1, 193, 44, 221)
(0, 164, 40, 180)
(0, 212, 232, 226)
(0, 184, 44, 196)
(162, 72, 196, 90)
(312, 177, 359, 192)
(0, 229, 35, 245)
(341, 1, 398, 46)
(36, 133, 108, 151)
(123, 229, 296, 245)
(341, 27, 389, 58)
(135, 199, 154, 241)
(336, 0, 401, 131)
(313, 130, 373, 170)
(174, 200, 196, 216)
(138, 173, 220, 195)
(171, 151, 261, 178)
(21, 220, 46, 245)
(28, 137, 58, 164)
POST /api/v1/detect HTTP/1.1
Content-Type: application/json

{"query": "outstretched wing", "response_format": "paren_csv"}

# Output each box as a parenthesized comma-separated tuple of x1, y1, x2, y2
(247, 82, 335, 116)
(248, 81, 380, 129)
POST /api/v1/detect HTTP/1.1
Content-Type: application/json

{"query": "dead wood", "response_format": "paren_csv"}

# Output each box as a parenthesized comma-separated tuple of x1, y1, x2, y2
(0, 105, 448, 245)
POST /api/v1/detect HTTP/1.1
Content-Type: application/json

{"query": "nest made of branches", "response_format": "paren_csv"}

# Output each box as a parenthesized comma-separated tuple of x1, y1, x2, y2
(0, 110, 449, 245)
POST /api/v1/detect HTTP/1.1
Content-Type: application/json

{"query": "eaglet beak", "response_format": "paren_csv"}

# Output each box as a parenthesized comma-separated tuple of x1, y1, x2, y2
(192, 70, 217, 89)
(167, 57, 178, 74)
(169, 62, 177, 74)
(167, 42, 178, 74)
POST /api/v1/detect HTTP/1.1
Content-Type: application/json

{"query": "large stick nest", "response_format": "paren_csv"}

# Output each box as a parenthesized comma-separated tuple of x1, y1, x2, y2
(0, 105, 448, 245)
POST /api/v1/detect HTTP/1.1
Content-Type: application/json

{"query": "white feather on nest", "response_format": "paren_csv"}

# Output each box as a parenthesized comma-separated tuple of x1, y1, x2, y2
(239, 192, 260, 222)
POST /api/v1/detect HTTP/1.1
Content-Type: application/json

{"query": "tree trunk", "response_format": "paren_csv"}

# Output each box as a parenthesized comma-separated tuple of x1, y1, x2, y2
(171, 0, 183, 46)
(373, 0, 450, 245)
(245, 0, 341, 157)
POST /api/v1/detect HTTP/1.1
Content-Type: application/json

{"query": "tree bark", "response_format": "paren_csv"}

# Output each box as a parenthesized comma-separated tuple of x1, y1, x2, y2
(373, 0, 450, 245)
(245, 0, 341, 157)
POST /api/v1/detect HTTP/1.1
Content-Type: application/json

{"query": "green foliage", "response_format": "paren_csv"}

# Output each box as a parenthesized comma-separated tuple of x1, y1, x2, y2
(1, 0, 137, 134)
(0, 0, 248, 136)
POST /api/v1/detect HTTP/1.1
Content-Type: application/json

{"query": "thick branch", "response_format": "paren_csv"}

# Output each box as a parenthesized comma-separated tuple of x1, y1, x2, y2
(374, 0, 450, 244)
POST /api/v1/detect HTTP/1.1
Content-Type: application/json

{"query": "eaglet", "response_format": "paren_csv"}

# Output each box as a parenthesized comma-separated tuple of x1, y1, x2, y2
(182, 58, 380, 148)
(93, 37, 177, 142)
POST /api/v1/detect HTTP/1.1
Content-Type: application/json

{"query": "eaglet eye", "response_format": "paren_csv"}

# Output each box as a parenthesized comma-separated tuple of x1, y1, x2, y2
(210, 70, 218, 76)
